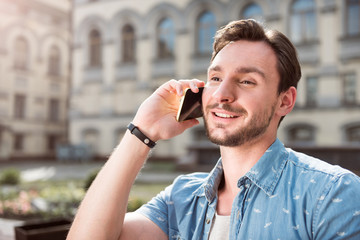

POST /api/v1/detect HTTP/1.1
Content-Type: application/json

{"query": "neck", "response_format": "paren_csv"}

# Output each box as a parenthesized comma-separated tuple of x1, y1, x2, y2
(215, 135, 277, 216)
(219, 135, 276, 194)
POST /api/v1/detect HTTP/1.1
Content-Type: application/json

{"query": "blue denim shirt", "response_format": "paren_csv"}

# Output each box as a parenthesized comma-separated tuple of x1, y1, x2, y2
(137, 139, 360, 239)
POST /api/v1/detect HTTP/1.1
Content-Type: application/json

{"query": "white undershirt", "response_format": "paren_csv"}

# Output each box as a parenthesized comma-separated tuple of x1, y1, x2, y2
(208, 212, 230, 240)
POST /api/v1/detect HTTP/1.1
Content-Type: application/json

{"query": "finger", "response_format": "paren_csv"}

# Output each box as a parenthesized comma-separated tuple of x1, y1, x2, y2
(167, 79, 183, 96)
(177, 79, 205, 93)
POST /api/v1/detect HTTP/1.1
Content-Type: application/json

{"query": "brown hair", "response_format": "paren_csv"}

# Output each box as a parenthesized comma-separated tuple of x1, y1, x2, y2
(211, 19, 301, 95)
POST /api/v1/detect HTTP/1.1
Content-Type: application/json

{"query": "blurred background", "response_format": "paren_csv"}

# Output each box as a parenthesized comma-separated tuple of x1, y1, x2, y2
(0, 0, 359, 238)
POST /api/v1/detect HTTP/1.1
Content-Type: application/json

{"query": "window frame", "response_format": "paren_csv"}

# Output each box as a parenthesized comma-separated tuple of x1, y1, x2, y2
(88, 29, 102, 67)
(156, 17, 175, 59)
(196, 11, 216, 56)
(345, 0, 360, 37)
(14, 36, 29, 70)
(14, 94, 26, 119)
(290, 0, 318, 44)
(121, 24, 136, 63)
(48, 45, 61, 76)
(342, 73, 358, 106)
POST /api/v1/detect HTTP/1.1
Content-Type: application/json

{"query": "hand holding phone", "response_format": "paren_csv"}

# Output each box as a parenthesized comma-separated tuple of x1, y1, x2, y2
(176, 87, 204, 122)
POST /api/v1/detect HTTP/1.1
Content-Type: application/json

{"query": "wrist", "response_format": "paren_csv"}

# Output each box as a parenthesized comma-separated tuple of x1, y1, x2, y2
(127, 123, 157, 148)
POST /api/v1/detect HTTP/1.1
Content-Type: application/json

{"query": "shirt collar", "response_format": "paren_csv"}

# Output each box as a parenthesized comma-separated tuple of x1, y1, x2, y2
(193, 158, 223, 203)
(193, 138, 289, 201)
(245, 138, 289, 196)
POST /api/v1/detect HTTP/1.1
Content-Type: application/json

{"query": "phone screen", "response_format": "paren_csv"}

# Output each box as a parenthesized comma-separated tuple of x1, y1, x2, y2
(176, 87, 204, 122)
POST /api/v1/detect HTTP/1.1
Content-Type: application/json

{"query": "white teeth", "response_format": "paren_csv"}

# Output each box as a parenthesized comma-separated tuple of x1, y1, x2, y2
(215, 112, 235, 118)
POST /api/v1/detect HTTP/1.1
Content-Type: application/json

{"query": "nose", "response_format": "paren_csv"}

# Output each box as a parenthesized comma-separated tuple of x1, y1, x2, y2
(211, 80, 235, 103)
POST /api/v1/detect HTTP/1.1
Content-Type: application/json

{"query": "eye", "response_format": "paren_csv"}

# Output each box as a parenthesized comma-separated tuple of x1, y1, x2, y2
(241, 80, 255, 85)
(210, 77, 221, 82)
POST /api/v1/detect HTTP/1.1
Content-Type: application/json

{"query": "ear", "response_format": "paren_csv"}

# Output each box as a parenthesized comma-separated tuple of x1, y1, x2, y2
(276, 86, 297, 117)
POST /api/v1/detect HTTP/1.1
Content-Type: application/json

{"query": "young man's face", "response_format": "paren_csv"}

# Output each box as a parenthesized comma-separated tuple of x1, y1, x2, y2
(202, 40, 281, 147)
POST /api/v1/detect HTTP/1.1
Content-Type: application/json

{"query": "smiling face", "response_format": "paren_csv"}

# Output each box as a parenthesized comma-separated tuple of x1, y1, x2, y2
(202, 40, 282, 147)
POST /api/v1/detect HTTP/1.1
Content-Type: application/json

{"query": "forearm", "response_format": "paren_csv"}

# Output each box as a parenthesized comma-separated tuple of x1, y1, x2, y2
(67, 79, 205, 240)
(67, 131, 151, 240)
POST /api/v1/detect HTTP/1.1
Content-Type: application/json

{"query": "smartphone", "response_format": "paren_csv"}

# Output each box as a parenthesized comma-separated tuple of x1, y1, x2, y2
(176, 87, 204, 122)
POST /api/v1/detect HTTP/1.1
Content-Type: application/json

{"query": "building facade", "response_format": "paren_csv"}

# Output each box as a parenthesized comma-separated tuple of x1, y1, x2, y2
(0, 0, 71, 160)
(71, 0, 360, 163)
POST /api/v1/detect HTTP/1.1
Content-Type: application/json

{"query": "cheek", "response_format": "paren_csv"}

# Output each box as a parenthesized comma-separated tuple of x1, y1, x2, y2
(201, 88, 212, 107)
(244, 93, 271, 114)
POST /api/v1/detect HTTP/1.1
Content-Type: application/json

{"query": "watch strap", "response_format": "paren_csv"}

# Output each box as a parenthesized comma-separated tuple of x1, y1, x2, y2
(127, 123, 156, 148)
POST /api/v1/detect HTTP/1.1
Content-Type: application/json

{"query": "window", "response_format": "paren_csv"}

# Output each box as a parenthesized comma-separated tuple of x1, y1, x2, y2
(196, 11, 216, 55)
(346, 0, 360, 36)
(345, 125, 360, 143)
(48, 45, 61, 76)
(290, 0, 317, 43)
(288, 125, 315, 145)
(49, 98, 60, 122)
(157, 18, 175, 59)
(14, 94, 26, 119)
(14, 36, 29, 70)
(47, 134, 58, 151)
(14, 133, 24, 151)
(343, 73, 357, 105)
(89, 29, 102, 67)
(306, 77, 318, 107)
(121, 24, 136, 63)
(241, 3, 264, 22)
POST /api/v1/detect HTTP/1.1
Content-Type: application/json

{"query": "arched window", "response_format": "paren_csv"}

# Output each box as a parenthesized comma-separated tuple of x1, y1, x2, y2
(157, 18, 175, 59)
(14, 36, 29, 70)
(241, 3, 264, 22)
(290, 0, 317, 43)
(287, 124, 315, 146)
(196, 11, 216, 55)
(121, 24, 136, 63)
(89, 29, 102, 67)
(346, 0, 360, 36)
(48, 45, 61, 76)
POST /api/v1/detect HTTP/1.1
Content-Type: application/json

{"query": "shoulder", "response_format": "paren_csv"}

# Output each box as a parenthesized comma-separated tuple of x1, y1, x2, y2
(286, 148, 356, 178)
(285, 148, 360, 197)
(170, 172, 209, 194)
(284, 151, 360, 239)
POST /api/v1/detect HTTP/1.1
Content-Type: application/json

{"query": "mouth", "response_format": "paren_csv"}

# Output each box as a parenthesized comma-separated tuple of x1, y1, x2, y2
(213, 112, 238, 118)
(205, 103, 247, 121)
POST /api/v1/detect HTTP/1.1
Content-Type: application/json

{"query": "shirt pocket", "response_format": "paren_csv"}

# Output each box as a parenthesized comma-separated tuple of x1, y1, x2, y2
(169, 228, 184, 240)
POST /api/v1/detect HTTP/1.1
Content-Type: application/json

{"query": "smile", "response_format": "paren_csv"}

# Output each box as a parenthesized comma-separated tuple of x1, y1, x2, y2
(214, 112, 237, 118)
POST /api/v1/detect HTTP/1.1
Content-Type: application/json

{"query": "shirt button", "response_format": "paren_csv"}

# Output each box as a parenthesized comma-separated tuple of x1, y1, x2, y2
(206, 218, 211, 224)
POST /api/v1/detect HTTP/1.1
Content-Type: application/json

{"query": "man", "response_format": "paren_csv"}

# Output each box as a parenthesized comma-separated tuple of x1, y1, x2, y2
(67, 20, 360, 239)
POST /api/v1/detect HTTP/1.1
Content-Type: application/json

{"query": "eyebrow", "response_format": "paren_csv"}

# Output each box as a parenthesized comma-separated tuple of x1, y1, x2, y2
(236, 66, 266, 79)
(208, 65, 266, 79)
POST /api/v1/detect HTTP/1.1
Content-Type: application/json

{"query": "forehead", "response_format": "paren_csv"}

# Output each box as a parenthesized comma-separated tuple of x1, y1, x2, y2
(209, 40, 278, 78)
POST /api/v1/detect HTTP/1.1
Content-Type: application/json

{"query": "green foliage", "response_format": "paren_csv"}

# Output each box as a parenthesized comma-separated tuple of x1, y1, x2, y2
(83, 168, 100, 190)
(0, 166, 164, 220)
(0, 168, 21, 185)
(127, 197, 145, 212)
(0, 182, 85, 220)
